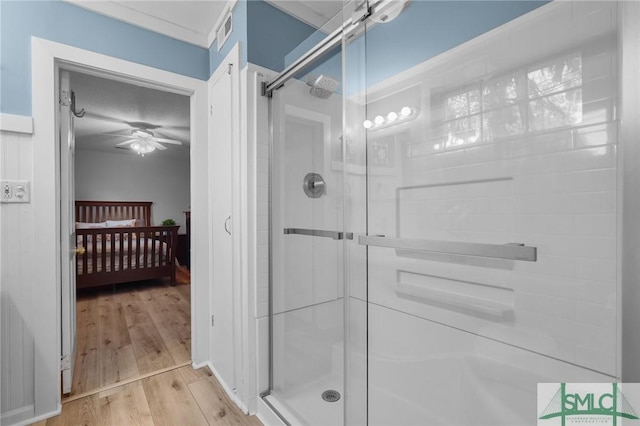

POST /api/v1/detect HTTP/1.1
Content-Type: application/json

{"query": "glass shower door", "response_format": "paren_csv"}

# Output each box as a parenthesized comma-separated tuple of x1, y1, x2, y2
(268, 55, 345, 425)
(348, 1, 621, 425)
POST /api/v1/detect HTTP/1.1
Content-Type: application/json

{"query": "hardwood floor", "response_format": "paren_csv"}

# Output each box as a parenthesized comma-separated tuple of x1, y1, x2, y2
(70, 275, 191, 397)
(32, 270, 262, 425)
(32, 365, 262, 426)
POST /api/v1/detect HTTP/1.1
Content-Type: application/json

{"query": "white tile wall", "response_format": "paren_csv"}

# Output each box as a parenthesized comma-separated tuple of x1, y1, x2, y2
(270, 79, 344, 315)
(364, 1, 620, 376)
(367, 303, 613, 426)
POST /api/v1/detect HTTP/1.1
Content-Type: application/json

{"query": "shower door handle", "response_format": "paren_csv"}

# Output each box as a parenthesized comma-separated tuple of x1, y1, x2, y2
(358, 235, 537, 262)
(283, 228, 353, 240)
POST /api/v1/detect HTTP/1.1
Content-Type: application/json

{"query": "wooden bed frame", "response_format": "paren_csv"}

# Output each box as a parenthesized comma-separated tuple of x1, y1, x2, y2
(75, 201, 179, 289)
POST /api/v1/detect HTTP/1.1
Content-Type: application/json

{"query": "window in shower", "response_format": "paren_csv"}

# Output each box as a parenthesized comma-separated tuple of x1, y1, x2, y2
(432, 52, 584, 152)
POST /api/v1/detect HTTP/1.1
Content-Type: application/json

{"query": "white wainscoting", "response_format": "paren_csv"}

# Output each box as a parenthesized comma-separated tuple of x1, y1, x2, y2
(0, 130, 38, 425)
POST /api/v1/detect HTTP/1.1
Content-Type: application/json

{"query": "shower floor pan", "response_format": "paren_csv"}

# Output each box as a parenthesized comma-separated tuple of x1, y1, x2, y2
(267, 374, 343, 426)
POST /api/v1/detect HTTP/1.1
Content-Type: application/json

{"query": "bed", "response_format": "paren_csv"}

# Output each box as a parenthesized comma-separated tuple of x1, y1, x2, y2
(75, 201, 179, 289)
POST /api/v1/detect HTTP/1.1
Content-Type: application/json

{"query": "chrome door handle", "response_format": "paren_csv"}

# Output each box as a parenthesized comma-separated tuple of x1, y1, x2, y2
(224, 216, 231, 235)
(358, 235, 537, 262)
(284, 228, 353, 240)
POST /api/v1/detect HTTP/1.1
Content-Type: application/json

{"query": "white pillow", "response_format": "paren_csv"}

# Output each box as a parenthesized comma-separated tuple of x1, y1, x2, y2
(106, 219, 137, 228)
(76, 221, 107, 229)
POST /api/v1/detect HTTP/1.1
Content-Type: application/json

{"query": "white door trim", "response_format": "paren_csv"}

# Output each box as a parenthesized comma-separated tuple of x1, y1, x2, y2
(30, 36, 209, 418)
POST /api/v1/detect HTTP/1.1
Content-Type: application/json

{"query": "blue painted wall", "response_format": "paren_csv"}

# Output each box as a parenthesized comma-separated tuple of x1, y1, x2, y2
(0, 0, 209, 116)
(209, 0, 248, 76)
(284, 26, 331, 69)
(209, 0, 316, 77)
(283, 25, 343, 93)
(0, 0, 549, 115)
(364, 1, 548, 87)
(246, 0, 316, 73)
(275, 1, 548, 96)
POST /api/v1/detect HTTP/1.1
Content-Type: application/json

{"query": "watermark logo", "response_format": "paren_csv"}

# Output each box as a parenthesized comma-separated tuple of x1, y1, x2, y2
(538, 383, 640, 425)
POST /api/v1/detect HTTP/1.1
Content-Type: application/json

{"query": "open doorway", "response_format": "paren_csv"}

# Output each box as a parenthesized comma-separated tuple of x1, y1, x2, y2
(61, 69, 192, 399)
(26, 37, 210, 417)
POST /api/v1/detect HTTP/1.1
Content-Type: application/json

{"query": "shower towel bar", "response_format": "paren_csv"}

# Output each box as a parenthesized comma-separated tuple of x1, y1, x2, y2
(284, 228, 353, 240)
(358, 235, 537, 262)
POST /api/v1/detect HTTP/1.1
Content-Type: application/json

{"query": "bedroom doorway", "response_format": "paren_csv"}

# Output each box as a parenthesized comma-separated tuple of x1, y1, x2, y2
(58, 66, 194, 399)
(28, 37, 209, 414)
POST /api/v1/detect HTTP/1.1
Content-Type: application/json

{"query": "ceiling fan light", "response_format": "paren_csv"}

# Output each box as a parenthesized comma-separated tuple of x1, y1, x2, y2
(130, 140, 155, 155)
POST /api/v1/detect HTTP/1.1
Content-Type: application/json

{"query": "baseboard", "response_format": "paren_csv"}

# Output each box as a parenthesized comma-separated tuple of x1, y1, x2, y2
(1, 403, 61, 426)
(191, 360, 209, 370)
(200, 361, 250, 414)
(191, 360, 248, 412)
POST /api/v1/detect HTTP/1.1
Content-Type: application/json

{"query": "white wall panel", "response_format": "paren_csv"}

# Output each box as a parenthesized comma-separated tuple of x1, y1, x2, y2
(0, 131, 36, 424)
(367, 302, 614, 426)
(364, 0, 621, 377)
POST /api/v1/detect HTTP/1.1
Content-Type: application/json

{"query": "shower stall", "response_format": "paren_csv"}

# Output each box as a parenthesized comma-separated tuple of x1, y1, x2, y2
(260, 0, 638, 424)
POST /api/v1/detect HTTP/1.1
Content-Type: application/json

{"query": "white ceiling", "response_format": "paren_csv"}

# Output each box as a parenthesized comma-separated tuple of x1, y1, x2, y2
(65, 0, 345, 48)
(71, 71, 190, 158)
(65, 0, 228, 47)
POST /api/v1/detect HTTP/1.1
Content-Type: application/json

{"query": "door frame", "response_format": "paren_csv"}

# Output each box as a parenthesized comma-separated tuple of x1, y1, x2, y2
(31, 36, 209, 417)
(58, 69, 77, 395)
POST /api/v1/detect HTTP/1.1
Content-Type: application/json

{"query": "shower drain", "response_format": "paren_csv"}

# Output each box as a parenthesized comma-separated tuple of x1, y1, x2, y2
(321, 390, 341, 403)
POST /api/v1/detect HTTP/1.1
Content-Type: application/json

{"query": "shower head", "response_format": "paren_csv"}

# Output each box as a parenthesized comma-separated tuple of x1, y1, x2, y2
(307, 74, 339, 99)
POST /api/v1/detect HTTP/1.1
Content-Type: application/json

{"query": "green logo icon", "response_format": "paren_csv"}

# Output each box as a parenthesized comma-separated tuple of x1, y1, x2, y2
(539, 383, 639, 425)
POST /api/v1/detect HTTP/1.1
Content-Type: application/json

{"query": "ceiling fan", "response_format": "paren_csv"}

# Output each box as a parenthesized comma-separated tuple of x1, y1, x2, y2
(115, 128, 182, 156)
(82, 111, 187, 156)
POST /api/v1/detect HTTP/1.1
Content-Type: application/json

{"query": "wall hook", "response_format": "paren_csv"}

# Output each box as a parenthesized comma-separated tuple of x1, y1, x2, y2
(71, 91, 85, 118)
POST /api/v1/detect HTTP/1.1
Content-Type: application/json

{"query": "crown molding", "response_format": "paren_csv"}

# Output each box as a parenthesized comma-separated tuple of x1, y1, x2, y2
(65, 0, 210, 48)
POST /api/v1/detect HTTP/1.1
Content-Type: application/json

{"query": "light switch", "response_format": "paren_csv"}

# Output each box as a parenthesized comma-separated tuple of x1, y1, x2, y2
(0, 181, 30, 203)
(3, 182, 11, 199)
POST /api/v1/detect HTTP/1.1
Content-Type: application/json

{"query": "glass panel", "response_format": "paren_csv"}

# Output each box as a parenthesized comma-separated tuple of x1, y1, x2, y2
(343, 18, 369, 426)
(345, 1, 620, 425)
(269, 43, 345, 425)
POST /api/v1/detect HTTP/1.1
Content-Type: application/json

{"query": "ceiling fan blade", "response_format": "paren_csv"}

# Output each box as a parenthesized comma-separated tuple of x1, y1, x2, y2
(154, 137, 182, 145)
(125, 121, 161, 130)
(154, 128, 187, 140)
(83, 111, 128, 125)
(116, 139, 137, 146)
(160, 125, 190, 131)
(149, 140, 167, 150)
(97, 130, 135, 138)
